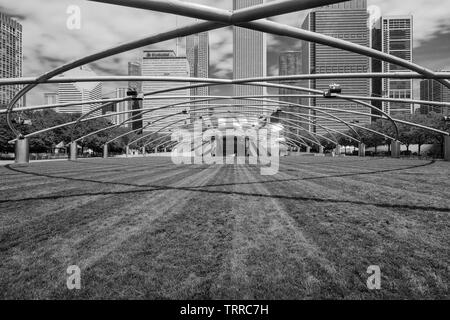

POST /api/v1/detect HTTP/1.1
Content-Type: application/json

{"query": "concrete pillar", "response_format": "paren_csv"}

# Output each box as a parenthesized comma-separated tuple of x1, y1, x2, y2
(69, 142, 77, 161)
(14, 137, 29, 165)
(125, 145, 129, 158)
(306, 146, 311, 153)
(142, 147, 146, 157)
(358, 143, 366, 157)
(103, 144, 108, 159)
(335, 144, 341, 156)
(154, 147, 157, 154)
(391, 140, 401, 158)
(444, 135, 450, 161)
(319, 146, 324, 154)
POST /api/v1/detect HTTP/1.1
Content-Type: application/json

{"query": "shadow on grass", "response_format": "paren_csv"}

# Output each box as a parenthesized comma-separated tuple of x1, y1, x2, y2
(3, 160, 450, 213)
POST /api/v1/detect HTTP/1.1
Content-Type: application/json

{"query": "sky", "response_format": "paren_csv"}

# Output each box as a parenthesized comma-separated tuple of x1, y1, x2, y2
(1, 0, 450, 105)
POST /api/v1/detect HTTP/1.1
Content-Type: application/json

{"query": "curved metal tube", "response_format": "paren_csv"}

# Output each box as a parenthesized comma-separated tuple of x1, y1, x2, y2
(3, 72, 450, 87)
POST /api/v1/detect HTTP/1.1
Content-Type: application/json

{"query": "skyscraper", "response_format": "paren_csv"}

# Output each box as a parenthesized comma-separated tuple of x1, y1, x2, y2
(420, 76, 450, 116)
(301, 0, 371, 134)
(56, 66, 102, 115)
(115, 87, 129, 127)
(100, 88, 129, 126)
(370, 18, 383, 120)
(233, 0, 267, 115)
(128, 61, 143, 132)
(0, 12, 23, 108)
(141, 50, 190, 133)
(278, 51, 310, 132)
(186, 32, 210, 119)
(381, 16, 413, 116)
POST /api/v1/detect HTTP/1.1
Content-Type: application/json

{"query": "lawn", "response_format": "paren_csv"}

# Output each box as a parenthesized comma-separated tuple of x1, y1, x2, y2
(0, 156, 448, 299)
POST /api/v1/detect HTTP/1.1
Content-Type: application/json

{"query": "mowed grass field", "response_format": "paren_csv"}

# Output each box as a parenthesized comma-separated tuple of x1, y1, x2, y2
(0, 156, 448, 299)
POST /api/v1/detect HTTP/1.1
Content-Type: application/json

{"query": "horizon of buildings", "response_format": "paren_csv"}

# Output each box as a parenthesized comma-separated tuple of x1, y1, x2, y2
(1, 2, 449, 138)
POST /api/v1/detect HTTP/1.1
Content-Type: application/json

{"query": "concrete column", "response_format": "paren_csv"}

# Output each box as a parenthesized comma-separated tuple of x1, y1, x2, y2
(14, 137, 29, 165)
(306, 146, 311, 153)
(391, 140, 401, 158)
(69, 142, 77, 161)
(319, 146, 324, 154)
(358, 143, 366, 157)
(154, 147, 157, 154)
(444, 135, 450, 161)
(125, 145, 129, 158)
(142, 147, 146, 157)
(335, 144, 341, 156)
(103, 144, 108, 159)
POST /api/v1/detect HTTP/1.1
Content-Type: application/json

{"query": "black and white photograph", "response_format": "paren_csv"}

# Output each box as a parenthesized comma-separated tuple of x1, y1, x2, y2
(0, 0, 449, 310)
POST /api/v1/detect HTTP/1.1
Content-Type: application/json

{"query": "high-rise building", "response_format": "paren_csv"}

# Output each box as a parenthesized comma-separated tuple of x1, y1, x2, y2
(101, 96, 117, 124)
(186, 32, 210, 119)
(141, 50, 190, 133)
(301, 0, 371, 134)
(381, 16, 413, 116)
(115, 87, 129, 127)
(100, 88, 129, 125)
(128, 61, 143, 132)
(277, 51, 310, 132)
(44, 92, 58, 106)
(0, 12, 23, 108)
(370, 18, 383, 120)
(56, 66, 102, 115)
(420, 77, 450, 116)
(233, 0, 267, 115)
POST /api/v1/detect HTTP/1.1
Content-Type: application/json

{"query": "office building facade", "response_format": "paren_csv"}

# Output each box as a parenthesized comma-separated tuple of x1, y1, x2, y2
(56, 66, 102, 115)
(115, 87, 129, 127)
(128, 61, 143, 132)
(0, 12, 23, 108)
(277, 51, 310, 132)
(186, 32, 210, 119)
(301, 0, 371, 134)
(141, 50, 190, 133)
(44, 92, 58, 106)
(420, 78, 450, 116)
(233, 0, 267, 115)
(381, 16, 413, 115)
